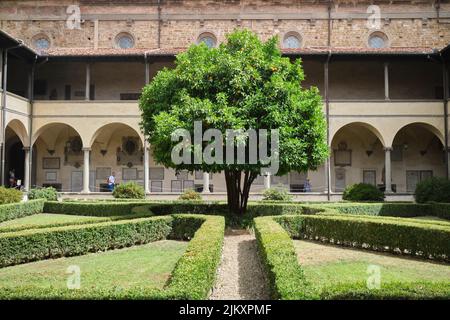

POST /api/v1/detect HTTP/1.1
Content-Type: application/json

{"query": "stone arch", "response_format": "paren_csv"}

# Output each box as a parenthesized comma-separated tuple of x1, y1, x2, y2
(330, 121, 387, 148)
(6, 119, 29, 147)
(88, 122, 145, 148)
(32, 122, 85, 148)
(391, 122, 445, 147)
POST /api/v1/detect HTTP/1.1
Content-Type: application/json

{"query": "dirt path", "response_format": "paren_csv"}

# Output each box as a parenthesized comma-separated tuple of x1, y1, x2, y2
(209, 229, 270, 300)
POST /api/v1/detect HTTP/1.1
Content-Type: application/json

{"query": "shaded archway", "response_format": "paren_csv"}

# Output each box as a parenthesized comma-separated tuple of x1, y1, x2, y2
(330, 122, 386, 192)
(391, 122, 446, 193)
(32, 123, 84, 192)
(4, 120, 29, 187)
(89, 123, 144, 192)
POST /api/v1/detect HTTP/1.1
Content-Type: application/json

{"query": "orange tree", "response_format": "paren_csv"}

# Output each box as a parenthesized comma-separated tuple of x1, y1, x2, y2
(139, 29, 328, 215)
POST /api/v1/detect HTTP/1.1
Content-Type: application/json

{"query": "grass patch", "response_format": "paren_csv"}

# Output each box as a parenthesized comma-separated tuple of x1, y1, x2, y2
(0, 214, 225, 299)
(0, 213, 110, 229)
(294, 240, 450, 286)
(254, 215, 450, 299)
(0, 240, 187, 290)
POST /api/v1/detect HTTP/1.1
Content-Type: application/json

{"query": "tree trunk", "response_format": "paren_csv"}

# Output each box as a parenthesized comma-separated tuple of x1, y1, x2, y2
(224, 169, 258, 215)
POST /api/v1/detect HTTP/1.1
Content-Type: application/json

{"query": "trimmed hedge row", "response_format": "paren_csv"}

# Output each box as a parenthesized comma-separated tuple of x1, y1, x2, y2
(166, 214, 225, 299)
(0, 211, 154, 234)
(309, 202, 432, 217)
(430, 203, 450, 220)
(254, 216, 450, 299)
(253, 216, 310, 299)
(43, 201, 146, 216)
(0, 214, 225, 300)
(44, 200, 307, 227)
(0, 200, 45, 223)
(0, 216, 173, 267)
(275, 214, 450, 260)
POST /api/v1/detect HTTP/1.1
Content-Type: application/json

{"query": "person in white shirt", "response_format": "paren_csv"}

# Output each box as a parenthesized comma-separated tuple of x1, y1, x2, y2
(107, 172, 116, 192)
(304, 179, 312, 192)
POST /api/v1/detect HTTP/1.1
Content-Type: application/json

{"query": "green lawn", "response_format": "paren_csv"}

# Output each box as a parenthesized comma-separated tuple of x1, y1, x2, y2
(0, 240, 187, 290)
(0, 213, 110, 231)
(294, 240, 450, 288)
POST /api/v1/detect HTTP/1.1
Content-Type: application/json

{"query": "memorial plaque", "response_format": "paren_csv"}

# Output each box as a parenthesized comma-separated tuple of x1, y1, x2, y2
(150, 167, 164, 180)
(43, 157, 60, 169)
(45, 171, 57, 182)
(171, 180, 182, 192)
(334, 150, 352, 166)
(151, 181, 163, 192)
(183, 180, 194, 190)
(71, 171, 83, 192)
(122, 168, 137, 181)
(96, 167, 111, 180)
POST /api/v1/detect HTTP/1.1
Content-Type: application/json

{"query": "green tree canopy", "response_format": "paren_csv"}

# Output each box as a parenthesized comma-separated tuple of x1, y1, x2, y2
(139, 29, 328, 214)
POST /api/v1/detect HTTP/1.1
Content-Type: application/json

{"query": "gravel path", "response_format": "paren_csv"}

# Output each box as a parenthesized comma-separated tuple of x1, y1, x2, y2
(209, 229, 270, 300)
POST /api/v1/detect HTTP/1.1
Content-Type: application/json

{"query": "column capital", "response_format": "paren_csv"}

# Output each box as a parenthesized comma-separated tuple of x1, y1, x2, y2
(82, 147, 91, 152)
(22, 146, 30, 151)
(384, 147, 393, 152)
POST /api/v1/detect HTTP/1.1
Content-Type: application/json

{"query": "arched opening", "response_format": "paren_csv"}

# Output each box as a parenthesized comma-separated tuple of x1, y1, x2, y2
(330, 123, 385, 192)
(4, 120, 29, 188)
(5, 130, 24, 187)
(90, 123, 144, 192)
(391, 123, 446, 193)
(32, 123, 84, 192)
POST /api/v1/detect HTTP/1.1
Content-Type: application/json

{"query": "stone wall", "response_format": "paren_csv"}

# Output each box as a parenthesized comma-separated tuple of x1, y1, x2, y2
(0, 0, 449, 51)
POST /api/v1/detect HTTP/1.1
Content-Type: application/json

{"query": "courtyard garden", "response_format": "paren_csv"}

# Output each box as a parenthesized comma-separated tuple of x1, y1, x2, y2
(0, 193, 448, 300)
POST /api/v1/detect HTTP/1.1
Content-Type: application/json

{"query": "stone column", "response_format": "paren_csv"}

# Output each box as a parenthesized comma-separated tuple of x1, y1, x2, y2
(202, 172, 210, 193)
(82, 148, 90, 193)
(23, 147, 30, 191)
(144, 141, 150, 194)
(264, 173, 271, 189)
(384, 147, 392, 193)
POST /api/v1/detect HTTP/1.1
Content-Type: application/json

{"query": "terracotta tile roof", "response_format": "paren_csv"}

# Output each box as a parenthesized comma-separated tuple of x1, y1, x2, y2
(41, 47, 186, 57)
(282, 46, 436, 55)
(41, 45, 439, 58)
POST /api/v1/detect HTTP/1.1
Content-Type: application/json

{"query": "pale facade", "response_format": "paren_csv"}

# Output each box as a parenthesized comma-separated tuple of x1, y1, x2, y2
(0, 0, 449, 200)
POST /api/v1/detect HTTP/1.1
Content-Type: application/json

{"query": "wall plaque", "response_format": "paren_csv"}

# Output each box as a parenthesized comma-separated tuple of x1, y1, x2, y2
(96, 167, 111, 181)
(122, 168, 137, 181)
(43, 157, 60, 169)
(150, 167, 164, 180)
(45, 171, 57, 182)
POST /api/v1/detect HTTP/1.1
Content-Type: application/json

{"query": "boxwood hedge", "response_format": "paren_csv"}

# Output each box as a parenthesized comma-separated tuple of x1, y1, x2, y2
(0, 216, 173, 267)
(0, 199, 45, 223)
(254, 215, 450, 300)
(0, 214, 225, 300)
(275, 214, 450, 260)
